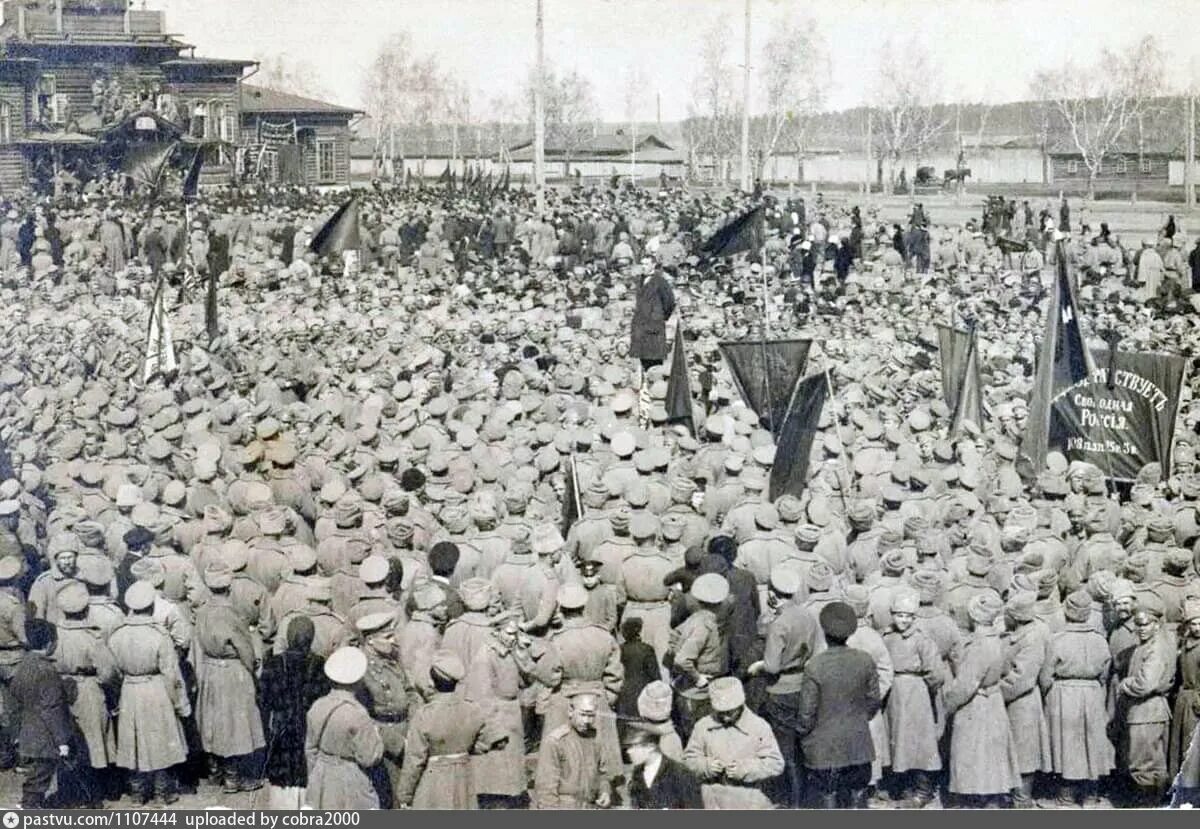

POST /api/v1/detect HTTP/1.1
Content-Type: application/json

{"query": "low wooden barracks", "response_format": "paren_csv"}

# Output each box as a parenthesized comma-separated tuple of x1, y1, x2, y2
(0, 0, 359, 192)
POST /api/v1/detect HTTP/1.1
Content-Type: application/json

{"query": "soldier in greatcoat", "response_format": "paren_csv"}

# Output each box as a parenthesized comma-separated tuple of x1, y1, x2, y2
(395, 650, 505, 809)
(305, 646, 385, 809)
(109, 581, 191, 805)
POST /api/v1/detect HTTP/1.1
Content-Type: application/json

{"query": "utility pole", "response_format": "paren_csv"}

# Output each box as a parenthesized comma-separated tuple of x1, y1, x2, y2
(1189, 91, 1196, 210)
(631, 120, 638, 184)
(739, 0, 751, 194)
(865, 108, 873, 195)
(534, 0, 546, 213)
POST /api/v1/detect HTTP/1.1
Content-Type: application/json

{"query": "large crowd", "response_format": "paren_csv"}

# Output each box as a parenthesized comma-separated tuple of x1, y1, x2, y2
(1, 174, 1200, 810)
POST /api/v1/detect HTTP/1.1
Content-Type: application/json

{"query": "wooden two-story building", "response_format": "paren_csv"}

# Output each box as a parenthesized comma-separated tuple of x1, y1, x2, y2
(0, 0, 358, 192)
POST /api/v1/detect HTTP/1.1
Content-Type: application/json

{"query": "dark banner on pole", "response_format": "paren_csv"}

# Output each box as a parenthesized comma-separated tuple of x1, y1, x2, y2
(936, 323, 971, 413)
(1050, 350, 1187, 479)
(718, 339, 810, 435)
(769, 371, 829, 502)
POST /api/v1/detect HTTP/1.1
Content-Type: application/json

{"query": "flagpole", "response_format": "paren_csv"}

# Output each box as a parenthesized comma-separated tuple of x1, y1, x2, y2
(758, 230, 776, 436)
(181, 200, 191, 303)
(143, 265, 167, 383)
(823, 366, 855, 507)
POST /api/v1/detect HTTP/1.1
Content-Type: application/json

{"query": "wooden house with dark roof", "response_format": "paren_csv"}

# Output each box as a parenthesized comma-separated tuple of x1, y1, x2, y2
(0, 0, 360, 192)
(238, 84, 361, 188)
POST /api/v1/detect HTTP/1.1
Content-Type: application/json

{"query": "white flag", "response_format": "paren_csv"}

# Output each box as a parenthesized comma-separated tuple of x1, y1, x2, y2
(143, 288, 177, 382)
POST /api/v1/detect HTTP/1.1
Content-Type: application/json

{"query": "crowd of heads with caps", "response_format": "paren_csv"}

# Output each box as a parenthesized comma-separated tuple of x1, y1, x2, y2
(2, 182, 1200, 700)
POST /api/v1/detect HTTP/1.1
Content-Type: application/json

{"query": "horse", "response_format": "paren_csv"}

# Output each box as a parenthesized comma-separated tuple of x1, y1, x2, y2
(944, 168, 972, 186)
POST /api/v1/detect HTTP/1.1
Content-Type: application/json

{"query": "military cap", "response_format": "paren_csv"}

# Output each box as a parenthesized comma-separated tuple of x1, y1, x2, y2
(891, 590, 919, 615)
(637, 680, 673, 723)
(769, 567, 801, 597)
(355, 612, 395, 635)
(325, 646, 368, 684)
(531, 524, 565, 555)
(204, 562, 234, 590)
(459, 579, 492, 611)
(411, 582, 446, 611)
(430, 650, 466, 683)
(807, 561, 834, 592)
(57, 581, 90, 615)
(359, 555, 389, 584)
(129, 557, 166, 587)
(1005, 591, 1037, 623)
(77, 555, 114, 587)
(691, 573, 729, 604)
(1063, 590, 1094, 623)
(125, 581, 157, 612)
(557, 583, 588, 610)
(708, 677, 746, 712)
(630, 513, 658, 541)
(967, 593, 1003, 626)
(1136, 592, 1166, 619)
(0, 557, 21, 582)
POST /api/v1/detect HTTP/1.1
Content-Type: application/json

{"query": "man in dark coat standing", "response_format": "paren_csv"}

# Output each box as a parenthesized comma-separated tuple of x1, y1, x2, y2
(796, 602, 881, 809)
(1189, 238, 1200, 294)
(625, 723, 704, 809)
(11, 620, 75, 808)
(629, 260, 676, 372)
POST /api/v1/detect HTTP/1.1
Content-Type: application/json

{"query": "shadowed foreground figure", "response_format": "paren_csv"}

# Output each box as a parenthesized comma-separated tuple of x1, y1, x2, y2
(11, 619, 74, 809)
(624, 721, 703, 809)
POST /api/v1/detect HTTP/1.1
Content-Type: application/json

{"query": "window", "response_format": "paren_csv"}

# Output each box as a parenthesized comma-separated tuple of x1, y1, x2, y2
(317, 140, 336, 183)
(208, 101, 225, 141)
(1066, 159, 1079, 174)
(36, 74, 55, 122)
(0, 103, 12, 144)
(1116, 156, 1128, 175)
(191, 100, 208, 138)
(1141, 158, 1153, 174)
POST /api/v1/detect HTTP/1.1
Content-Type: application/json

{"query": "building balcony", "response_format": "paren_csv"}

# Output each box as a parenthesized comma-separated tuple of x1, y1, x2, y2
(5, 3, 164, 38)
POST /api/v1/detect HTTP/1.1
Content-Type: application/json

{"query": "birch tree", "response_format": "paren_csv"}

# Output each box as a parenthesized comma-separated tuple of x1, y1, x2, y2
(872, 37, 949, 194)
(753, 16, 828, 179)
(1031, 35, 1166, 199)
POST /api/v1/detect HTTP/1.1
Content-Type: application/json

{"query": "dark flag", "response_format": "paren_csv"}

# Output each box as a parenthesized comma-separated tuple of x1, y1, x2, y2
(122, 141, 177, 191)
(182, 147, 204, 201)
(665, 322, 695, 436)
(949, 325, 985, 438)
(1053, 349, 1187, 479)
(718, 339, 811, 435)
(561, 454, 584, 537)
(936, 323, 972, 413)
(480, 171, 495, 198)
(308, 196, 361, 259)
(699, 204, 765, 259)
(769, 371, 829, 502)
(1021, 239, 1097, 476)
(499, 165, 511, 193)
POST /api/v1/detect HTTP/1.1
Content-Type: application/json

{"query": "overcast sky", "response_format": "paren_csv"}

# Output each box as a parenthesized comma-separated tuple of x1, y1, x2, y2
(154, 0, 1200, 120)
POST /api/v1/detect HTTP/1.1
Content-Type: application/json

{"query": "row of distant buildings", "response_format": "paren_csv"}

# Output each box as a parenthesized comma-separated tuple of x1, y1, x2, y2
(347, 132, 1198, 196)
(0, 1, 1193, 197)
